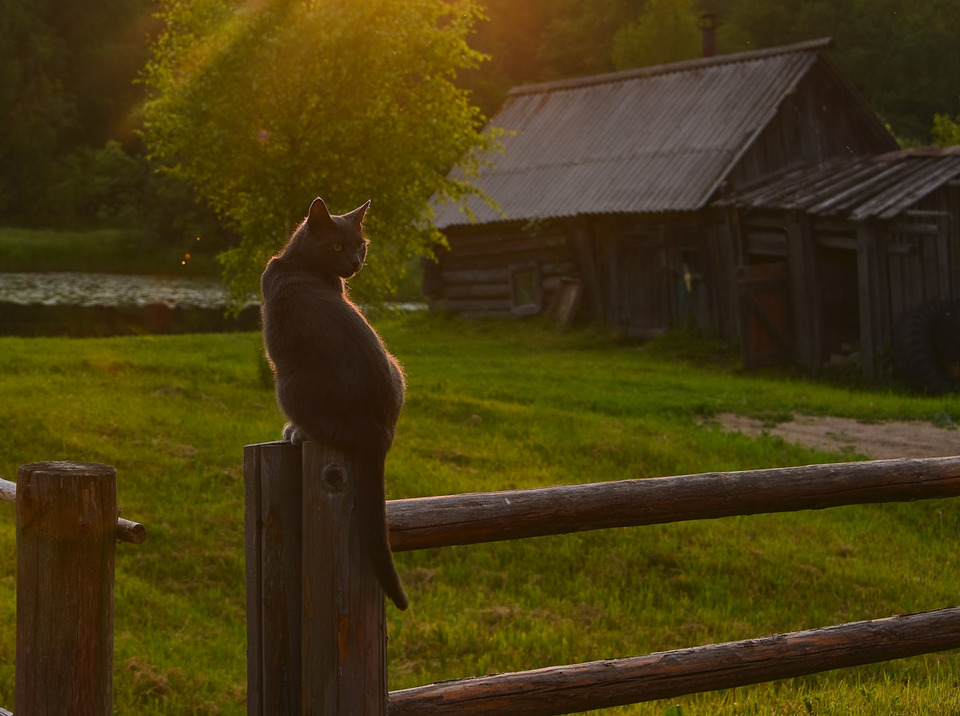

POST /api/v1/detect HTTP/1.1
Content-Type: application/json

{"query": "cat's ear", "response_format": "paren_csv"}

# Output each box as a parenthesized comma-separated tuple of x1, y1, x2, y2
(345, 200, 371, 228)
(307, 197, 335, 229)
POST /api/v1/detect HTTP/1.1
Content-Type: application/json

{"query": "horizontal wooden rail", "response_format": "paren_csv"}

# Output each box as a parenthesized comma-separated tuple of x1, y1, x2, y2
(387, 456, 960, 552)
(388, 606, 960, 716)
(0, 476, 145, 544)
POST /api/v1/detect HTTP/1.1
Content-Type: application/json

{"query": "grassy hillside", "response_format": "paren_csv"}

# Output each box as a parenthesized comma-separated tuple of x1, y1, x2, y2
(1, 315, 959, 714)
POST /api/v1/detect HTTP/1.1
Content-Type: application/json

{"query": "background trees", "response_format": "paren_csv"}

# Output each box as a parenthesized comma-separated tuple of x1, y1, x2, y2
(2, 0, 958, 293)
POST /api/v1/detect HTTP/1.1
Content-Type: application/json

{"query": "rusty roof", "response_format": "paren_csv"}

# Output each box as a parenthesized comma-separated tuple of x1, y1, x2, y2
(717, 146, 960, 220)
(433, 38, 857, 229)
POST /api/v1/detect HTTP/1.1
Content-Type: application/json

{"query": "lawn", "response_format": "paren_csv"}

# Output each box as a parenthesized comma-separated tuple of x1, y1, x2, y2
(1, 314, 959, 714)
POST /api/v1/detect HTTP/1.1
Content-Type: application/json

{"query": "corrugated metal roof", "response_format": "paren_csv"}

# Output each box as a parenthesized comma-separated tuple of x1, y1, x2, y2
(717, 147, 960, 220)
(433, 39, 836, 229)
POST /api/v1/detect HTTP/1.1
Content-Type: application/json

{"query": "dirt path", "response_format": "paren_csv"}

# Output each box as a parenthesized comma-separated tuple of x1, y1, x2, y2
(712, 413, 960, 459)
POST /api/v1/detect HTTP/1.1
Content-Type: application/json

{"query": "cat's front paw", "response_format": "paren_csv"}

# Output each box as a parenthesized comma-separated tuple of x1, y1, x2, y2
(282, 424, 304, 445)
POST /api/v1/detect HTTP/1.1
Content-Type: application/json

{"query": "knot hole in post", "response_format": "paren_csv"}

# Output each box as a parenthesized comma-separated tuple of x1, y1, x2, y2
(321, 463, 348, 493)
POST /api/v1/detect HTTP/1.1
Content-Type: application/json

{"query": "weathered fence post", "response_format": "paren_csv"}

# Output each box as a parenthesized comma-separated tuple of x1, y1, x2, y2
(15, 461, 118, 715)
(245, 441, 388, 716)
(245, 441, 303, 714)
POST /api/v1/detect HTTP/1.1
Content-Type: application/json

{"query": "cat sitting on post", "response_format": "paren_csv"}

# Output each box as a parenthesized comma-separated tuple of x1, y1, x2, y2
(260, 197, 408, 610)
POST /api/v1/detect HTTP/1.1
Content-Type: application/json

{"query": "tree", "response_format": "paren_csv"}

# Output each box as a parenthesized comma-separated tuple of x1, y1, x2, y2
(612, 0, 702, 70)
(933, 109, 960, 146)
(142, 0, 499, 302)
(0, 0, 159, 225)
(720, 0, 960, 142)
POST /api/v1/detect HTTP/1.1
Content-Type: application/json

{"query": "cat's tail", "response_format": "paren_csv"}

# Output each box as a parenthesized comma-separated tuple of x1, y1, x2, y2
(356, 451, 409, 611)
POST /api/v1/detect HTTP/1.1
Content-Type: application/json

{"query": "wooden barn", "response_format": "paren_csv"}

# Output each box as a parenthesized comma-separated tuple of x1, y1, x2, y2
(427, 38, 960, 379)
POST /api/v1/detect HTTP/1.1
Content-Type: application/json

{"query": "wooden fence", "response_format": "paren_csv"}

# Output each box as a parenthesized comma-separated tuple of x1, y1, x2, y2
(4, 450, 960, 713)
(245, 442, 960, 715)
(0, 463, 145, 715)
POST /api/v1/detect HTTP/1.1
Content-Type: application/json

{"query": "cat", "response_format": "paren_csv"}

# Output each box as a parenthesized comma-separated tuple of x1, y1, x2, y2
(260, 197, 408, 611)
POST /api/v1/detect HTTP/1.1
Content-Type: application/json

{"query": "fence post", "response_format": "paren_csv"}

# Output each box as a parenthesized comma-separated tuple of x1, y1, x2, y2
(245, 441, 303, 714)
(15, 461, 117, 715)
(245, 441, 388, 716)
(300, 440, 388, 715)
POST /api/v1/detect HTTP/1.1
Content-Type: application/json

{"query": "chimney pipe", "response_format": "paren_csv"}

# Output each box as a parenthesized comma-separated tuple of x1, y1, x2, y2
(699, 13, 718, 58)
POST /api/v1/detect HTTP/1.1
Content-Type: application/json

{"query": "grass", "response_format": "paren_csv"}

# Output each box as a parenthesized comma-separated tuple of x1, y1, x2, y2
(0, 226, 221, 276)
(1, 314, 960, 714)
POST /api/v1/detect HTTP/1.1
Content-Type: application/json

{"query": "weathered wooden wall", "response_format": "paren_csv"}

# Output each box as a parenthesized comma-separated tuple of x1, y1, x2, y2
(727, 184, 960, 379)
(727, 61, 896, 190)
(428, 223, 577, 318)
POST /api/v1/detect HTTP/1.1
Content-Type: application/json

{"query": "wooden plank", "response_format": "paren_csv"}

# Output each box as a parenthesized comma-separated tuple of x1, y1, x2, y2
(16, 461, 117, 715)
(443, 283, 510, 300)
(451, 234, 567, 260)
(920, 232, 938, 302)
(434, 298, 513, 315)
(301, 441, 388, 716)
(817, 235, 858, 251)
(570, 220, 604, 322)
(387, 457, 960, 552)
(245, 442, 303, 715)
(442, 251, 572, 274)
(440, 268, 509, 285)
(388, 607, 960, 716)
(718, 209, 742, 343)
(856, 221, 878, 379)
(786, 211, 820, 373)
(936, 214, 952, 299)
(743, 232, 788, 257)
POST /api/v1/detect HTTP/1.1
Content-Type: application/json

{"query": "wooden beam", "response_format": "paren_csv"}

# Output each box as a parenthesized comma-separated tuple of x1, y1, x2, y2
(786, 211, 821, 374)
(857, 221, 879, 379)
(388, 607, 960, 716)
(387, 457, 960, 552)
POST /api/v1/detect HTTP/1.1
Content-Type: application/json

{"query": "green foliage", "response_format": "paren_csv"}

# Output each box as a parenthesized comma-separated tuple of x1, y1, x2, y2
(932, 108, 960, 146)
(717, 0, 960, 142)
(0, 0, 157, 223)
(612, 0, 703, 71)
(142, 0, 500, 303)
(3, 318, 960, 713)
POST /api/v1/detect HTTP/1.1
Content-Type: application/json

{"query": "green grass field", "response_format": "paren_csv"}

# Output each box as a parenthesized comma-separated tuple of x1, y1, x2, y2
(2, 314, 960, 714)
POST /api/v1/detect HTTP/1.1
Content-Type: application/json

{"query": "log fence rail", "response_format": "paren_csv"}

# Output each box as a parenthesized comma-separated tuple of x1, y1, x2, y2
(3, 451, 960, 714)
(245, 444, 960, 715)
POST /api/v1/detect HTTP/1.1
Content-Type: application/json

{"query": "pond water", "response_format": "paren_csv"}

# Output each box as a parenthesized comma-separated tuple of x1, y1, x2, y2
(0, 273, 423, 337)
(0, 272, 260, 337)
(0, 272, 246, 309)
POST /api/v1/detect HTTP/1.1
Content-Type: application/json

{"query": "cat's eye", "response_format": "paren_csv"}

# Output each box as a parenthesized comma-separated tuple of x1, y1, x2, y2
(332, 243, 343, 252)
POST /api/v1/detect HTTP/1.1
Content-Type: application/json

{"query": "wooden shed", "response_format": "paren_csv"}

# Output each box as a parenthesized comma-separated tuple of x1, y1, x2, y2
(427, 39, 960, 379)
(717, 147, 960, 379)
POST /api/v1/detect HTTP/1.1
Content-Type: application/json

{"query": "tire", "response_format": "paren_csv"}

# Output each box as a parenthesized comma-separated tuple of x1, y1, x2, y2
(893, 300, 958, 395)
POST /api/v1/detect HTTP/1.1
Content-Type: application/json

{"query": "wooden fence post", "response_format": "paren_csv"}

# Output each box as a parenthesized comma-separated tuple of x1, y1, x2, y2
(245, 441, 303, 715)
(245, 441, 388, 716)
(15, 461, 117, 715)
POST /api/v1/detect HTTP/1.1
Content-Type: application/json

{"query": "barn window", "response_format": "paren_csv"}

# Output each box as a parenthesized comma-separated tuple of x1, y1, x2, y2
(509, 262, 541, 316)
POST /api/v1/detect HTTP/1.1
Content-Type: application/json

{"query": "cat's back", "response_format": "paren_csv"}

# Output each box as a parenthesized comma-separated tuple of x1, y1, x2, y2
(261, 256, 387, 366)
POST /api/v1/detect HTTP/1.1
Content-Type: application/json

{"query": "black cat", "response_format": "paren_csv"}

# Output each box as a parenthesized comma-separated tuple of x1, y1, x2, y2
(261, 197, 408, 610)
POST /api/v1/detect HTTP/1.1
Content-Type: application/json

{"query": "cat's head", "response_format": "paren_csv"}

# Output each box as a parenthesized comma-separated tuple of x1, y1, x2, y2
(297, 197, 371, 279)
